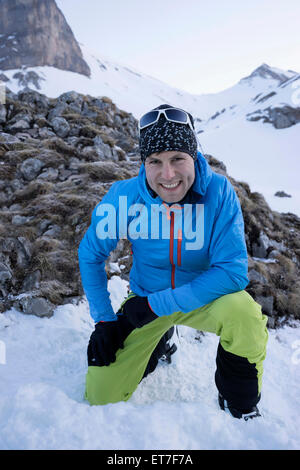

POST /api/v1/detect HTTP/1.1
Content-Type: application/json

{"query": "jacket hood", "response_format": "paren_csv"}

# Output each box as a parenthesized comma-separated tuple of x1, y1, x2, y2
(137, 151, 212, 205)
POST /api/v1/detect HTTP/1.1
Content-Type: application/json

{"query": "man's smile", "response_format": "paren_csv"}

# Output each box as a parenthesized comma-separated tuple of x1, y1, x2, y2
(160, 181, 181, 190)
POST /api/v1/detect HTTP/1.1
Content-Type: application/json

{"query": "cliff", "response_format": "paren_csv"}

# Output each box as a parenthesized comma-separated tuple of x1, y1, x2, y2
(0, 0, 90, 77)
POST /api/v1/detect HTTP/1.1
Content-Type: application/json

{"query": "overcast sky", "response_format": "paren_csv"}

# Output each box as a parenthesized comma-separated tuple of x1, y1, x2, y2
(56, 0, 300, 94)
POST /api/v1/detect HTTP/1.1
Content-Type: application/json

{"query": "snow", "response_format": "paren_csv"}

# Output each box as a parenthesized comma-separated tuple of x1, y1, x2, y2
(0, 275, 299, 450)
(199, 117, 300, 217)
(252, 257, 277, 264)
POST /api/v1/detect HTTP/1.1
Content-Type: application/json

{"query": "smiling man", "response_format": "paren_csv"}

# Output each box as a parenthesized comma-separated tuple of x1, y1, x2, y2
(78, 104, 268, 420)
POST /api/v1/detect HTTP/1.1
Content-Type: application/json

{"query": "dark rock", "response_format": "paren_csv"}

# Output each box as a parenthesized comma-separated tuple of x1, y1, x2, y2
(7, 119, 31, 131)
(0, 262, 12, 284)
(0, 0, 90, 77)
(252, 231, 286, 259)
(39, 127, 56, 139)
(47, 103, 69, 121)
(12, 214, 34, 225)
(50, 117, 70, 138)
(275, 190, 292, 198)
(248, 105, 300, 129)
(19, 157, 44, 180)
(0, 105, 7, 123)
(18, 296, 54, 318)
(0, 73, 10, 82)
(58, 91, 84, 104)
(268, 106, 300, 129)
(248, 269, 268, 284)
(37, 167, 59, 181)
(12, 72, 45, 90)
(17, 88, 49, 114)
(256, 295, 274, 316)
(22, 270, 41, 291)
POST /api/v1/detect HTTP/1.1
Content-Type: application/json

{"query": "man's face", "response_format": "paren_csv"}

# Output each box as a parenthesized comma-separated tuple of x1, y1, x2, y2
(145, 150, 195, 203)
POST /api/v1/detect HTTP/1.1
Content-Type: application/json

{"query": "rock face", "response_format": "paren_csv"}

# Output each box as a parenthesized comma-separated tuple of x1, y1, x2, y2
(247, 105, 300, 129)
(0, 0, 90, 77)
(0, 87, 300, 328)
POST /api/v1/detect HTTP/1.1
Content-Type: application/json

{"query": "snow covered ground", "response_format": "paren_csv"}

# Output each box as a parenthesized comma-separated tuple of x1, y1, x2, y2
(0, 276, 299, 450)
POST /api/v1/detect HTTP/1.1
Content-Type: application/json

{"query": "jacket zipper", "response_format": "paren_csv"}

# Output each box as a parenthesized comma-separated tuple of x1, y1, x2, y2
(170, 212, 175, 289)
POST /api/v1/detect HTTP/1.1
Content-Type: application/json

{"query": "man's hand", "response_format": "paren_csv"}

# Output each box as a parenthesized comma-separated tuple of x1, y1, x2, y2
(87, 320, 125, 367)
(122, 295, 158, 328)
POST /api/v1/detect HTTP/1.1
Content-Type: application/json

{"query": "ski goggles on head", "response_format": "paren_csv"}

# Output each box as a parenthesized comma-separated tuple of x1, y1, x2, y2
(138, 108, 195, 133)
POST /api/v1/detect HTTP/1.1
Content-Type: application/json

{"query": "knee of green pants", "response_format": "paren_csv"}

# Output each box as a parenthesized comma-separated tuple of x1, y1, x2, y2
(214, 291, 268, 361)
(85, 315, 174, 406)
(172, 291, 268, 362)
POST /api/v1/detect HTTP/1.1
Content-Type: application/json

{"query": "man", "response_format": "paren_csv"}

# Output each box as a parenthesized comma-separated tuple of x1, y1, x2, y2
(78, 104, 268, 420)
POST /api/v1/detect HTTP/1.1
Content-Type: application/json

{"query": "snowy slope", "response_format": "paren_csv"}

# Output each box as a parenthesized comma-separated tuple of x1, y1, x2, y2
(2, 44, 201, 119)
(197, 67, 300, 131)
(200, 116, 300, 216)
(0, 276, 299, 450)
(3, 46, 298, 123)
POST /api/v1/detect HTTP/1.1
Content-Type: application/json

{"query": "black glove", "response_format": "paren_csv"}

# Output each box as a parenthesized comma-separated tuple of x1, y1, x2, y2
(87, 319, 125, 367)
(121, 295, 158, 328)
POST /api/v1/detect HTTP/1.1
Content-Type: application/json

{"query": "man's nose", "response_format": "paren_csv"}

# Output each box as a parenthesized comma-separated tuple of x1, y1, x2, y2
(161, 163, 176, 180)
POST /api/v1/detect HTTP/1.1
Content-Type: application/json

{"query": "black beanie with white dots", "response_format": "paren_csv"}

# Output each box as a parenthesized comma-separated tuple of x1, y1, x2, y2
(139, 104, 198, 162)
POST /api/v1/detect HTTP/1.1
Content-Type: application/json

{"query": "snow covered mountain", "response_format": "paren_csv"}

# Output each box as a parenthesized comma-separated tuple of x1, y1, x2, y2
(197, 65, 300, 217)
(1, 1, 300, 216)
(197, 63, 300, 131)
(2, 47, 299, 124)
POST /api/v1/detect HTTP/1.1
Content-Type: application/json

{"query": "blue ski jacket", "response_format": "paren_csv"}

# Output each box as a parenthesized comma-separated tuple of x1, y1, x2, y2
(78, 152, 249, 323)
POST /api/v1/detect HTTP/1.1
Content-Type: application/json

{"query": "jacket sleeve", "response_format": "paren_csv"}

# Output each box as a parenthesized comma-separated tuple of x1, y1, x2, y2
(78, 184, 120, 323)
(147, 177, 249, 316)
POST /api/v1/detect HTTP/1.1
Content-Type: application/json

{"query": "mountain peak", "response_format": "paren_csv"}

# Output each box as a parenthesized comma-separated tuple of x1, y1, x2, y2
(241, 63, 297, 85)
(0, 0, 90, 77)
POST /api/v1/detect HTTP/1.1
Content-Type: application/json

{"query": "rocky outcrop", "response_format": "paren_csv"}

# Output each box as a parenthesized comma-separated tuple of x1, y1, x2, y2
(0, 87, 300, 328)
(275, 191, 291, 198)
(247, 105, 300, 129)
(0, 0, 90, 77)
(0, 87, 138, 316)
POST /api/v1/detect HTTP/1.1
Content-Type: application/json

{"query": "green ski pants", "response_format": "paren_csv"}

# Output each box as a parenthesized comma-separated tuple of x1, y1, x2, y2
(85, 290, 268, 406)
